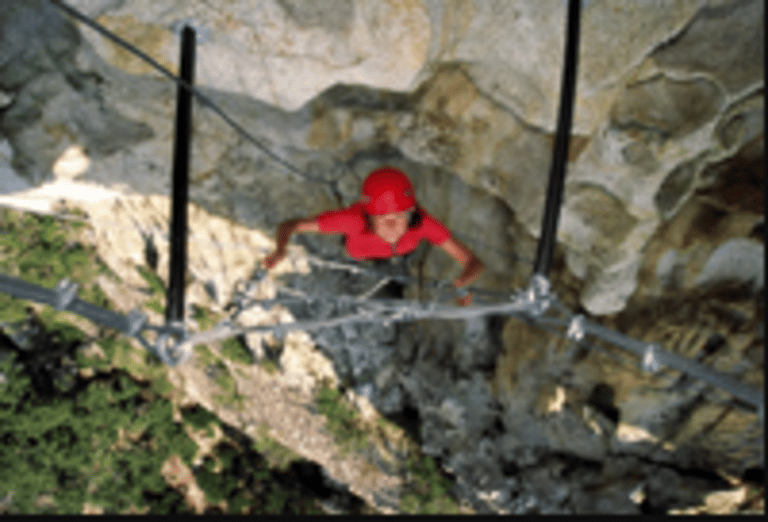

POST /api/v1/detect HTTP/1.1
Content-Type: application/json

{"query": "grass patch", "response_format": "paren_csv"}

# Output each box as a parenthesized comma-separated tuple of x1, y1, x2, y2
(0, 293, 28, 323)
(136, 265, 166, 296)
(193, 305, 221, 331)
(0, 208, 116, 291)
(222, 337, 252, 365)
(400, 452, 459, 514)
(193, 345, 245, 411)
(181, 404, 220, 438)
(0, 352, 198, 514)
(212, 362, 245, 411)
(195, 344, 217, 366)
(261, 358, 280, 375)
(315, 380, 369, 454)
(146, 297, 164, 314)
(252, 424, 302, 472)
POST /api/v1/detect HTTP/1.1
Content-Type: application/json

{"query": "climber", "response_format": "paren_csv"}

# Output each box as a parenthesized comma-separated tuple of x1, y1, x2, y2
(263, 166, 485, 306)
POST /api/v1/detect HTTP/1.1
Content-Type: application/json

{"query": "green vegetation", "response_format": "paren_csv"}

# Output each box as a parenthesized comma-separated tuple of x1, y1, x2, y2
(0, 206, 389, 514)
(212, 360, 245, 410)
(0, 210, 112, 289)
(315, 380, 369, 454)
(192, 305, 221, 331)
(194, 344, 217, 366)
(222, 337, 252, 365)
(193, 345, 245, 410)
(261, 358, 280, 375)
(0, 342, 338, 514)
(313, 381, 461, 514)
(136, 265, 166, 296)
(0, 209, 118, 326)
(252, 423, 302, 472)
(0, 352, 197, 514)
(181, 404, 219, 438)
(176, 410, 325, 514)
(145, 297, 164, 314)
(400, 453, 459, 514)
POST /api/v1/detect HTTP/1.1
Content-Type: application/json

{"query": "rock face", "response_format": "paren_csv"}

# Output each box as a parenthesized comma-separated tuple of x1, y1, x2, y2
(0, 0, 763, 515)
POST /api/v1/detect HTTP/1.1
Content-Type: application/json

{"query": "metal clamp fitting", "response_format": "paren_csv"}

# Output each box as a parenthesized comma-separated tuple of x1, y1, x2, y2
(273, 324, 287, 343)
(154, 324, 192, 366)
(567, 314, 586, 341)
(454, 286, 471, 299)
(525, 274, 552, 317)
(54, 278, 79, 311)
(643, 344, 662, 373)
(172, 18, 211, 44)
(127, 309, 148, 337)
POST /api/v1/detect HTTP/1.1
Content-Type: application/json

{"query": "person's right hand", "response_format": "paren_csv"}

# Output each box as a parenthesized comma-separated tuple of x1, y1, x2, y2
(263, 250, 286, 269)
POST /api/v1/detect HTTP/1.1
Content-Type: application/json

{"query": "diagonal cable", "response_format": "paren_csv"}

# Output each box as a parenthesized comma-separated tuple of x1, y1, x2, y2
(49, 0, 327, 184)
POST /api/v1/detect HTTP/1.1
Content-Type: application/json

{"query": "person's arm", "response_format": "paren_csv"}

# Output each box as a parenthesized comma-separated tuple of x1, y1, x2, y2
(438, 237, 485, 305)
(274, 217, 320, 254)
(265, 218, 321, 269)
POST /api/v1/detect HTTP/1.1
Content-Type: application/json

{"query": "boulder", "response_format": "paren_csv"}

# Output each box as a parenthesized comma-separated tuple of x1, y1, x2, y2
(694, 238, 764, 293)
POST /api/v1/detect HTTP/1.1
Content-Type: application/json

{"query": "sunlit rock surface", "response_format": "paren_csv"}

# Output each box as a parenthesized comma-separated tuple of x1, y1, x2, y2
(0, 0, 763, 515)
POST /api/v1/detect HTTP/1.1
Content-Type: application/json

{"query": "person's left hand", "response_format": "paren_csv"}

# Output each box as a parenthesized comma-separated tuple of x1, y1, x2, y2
(455, 292, 473, 306)
(452, 280, 473, 306)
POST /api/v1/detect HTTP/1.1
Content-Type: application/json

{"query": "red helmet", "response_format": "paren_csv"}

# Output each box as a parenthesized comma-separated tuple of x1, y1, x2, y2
(360, 167, 417, 215)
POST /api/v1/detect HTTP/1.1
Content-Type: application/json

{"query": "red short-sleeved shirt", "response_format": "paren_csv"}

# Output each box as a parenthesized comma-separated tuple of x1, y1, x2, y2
(315, 202, 451, 259)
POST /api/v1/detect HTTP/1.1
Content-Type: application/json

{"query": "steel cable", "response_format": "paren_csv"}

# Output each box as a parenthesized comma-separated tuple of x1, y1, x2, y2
(0, 268, 762, 414)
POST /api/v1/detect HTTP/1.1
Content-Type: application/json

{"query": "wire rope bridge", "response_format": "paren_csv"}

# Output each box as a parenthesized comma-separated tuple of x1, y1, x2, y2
(0, 0, 762, 422)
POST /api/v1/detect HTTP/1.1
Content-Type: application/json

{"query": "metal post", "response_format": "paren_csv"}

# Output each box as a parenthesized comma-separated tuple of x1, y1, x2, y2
(532, 0, 581, 279)
(166, 26, 196, 324)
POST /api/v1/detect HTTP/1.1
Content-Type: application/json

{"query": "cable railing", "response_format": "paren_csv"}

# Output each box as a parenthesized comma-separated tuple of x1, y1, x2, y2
(0, 269, 762, 419)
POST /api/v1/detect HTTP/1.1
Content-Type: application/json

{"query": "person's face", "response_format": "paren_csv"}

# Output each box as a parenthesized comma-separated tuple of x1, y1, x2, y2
(372, 207, 414, 244)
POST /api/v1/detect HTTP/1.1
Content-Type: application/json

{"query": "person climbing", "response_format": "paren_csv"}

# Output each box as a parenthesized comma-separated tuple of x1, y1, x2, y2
(263, 166, 484, 306)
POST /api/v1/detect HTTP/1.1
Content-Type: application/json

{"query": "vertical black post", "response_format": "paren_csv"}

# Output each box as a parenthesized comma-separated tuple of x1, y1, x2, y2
(532, 0, 581, 279)
(166, 26, 196, 324)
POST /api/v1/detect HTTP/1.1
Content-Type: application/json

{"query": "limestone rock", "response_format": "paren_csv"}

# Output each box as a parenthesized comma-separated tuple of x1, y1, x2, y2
(66, 0, 430, 111)
(0, 91, 13, 107)
(703, 486, 749, 515)
(694, 238, 764, 292)
(0, 140, 30, 194)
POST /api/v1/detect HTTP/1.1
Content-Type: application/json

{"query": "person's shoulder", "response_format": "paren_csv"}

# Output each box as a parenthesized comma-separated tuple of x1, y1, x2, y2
(317, 202, 366, 232)
(416, 208, 451, 241)
(338, 202, 367, 222)
(347, 202, 366, 215)
(418, 208, 446, 228)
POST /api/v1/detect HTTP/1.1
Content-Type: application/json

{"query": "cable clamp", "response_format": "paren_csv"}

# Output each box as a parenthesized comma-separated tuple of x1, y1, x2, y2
(454, 286, 471, 299)
(567, 314, 586, 341)
(273, 323, 286, 343)
(54, 278, 79, 311)
(172, 18, 211, 44)
(154, 323, 191, 366)
(525, 274, 552, 317)
(642, 344, 662, 373)
(127, 309, 147, 337)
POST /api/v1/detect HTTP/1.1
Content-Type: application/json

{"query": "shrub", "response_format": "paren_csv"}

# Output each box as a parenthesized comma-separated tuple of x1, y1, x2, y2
(0, 351, 197, 514)
(315, 381, 368, 454)
(222, 337, 252, 365)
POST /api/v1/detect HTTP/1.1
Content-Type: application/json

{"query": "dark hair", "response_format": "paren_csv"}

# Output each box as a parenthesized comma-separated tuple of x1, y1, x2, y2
(362, 205, 423, 233)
